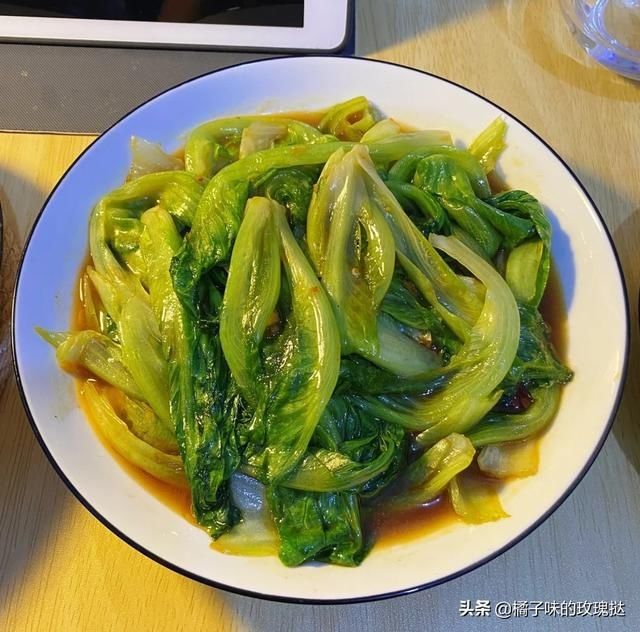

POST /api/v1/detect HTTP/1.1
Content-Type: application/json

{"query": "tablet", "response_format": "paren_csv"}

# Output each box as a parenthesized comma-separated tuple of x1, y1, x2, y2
(0, 0, 351, 51)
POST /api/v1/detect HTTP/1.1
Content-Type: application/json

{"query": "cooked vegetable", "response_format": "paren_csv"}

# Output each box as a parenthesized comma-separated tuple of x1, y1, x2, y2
(171, 291, 244, 537)
(382, 433, 475, 511)
(78, 271, 100, 332)
(40, 97, 572, 568)
(97, 171, 203, 228)
(239, 120, 289, 158)
(252, 166, 317, 235)
(385, 179, 449, 235)
(394, 251, 472, 341)
(477, 440, 539, 478)
(336, 355, 452, 396)
(319, 96, 378, 141)
(123, 396, 179, 454)
(119, 296, 171, 428)
(361, 118, 401, 143)
(468, 117, 507, 175)
(467, 385, 562, 447)
(138, 206, 184, 379)
(371, 312, 443, 376)
(414, 156, 502, 257)
(503, 304, 573, 392)
(37, 328, 142, 399)
(307, 145, 441, 376)
(82, 381, 185, 487)
(491, 190, 552, 307)
(172, 132, 455, 313)
(128, 137, 183, 180)
(414, 155, 534, 256)
(268, 487, 365, 567)
(448, 470, 509, 523)
(184, 116, 325, 179)
(221, 197, 341, 483)
(380, 271, 461, 360)
(388, 145, 491, 198)
(214, 473, 278, 557)
(307, 146, 395, 358)
(358, 233, 520, 442)
(284, 396, 407, 494)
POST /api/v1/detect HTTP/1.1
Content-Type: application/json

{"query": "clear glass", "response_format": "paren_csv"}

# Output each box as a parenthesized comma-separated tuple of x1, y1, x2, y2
(561, 0, 640, 79)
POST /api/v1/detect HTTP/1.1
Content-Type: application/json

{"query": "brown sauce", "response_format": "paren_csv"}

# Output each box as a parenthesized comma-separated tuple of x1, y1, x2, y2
(487, 170, 508, 194)
(70, 114, 569, 551)
(367, 496, 460, 548)
(539, 264, 568, 360)
(77, 382, 195, 521)
(367, 263, 566, 545)
(72, 266, 194, 521)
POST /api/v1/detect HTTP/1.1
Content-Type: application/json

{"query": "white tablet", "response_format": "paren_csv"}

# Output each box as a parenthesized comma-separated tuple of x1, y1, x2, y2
(0, 0, 352, 51)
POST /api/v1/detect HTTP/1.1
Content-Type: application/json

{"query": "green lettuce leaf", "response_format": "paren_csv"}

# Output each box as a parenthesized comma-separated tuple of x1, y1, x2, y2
(382, 433, 475, 511)
(502, 303, 573, 391)
(468, 117, 507, 175)
(220, 197, 341, 483)
(283, 396, 407, 495)
(184, 115, 325, 179)
(82, 381, 186, 487)
(357, 234, 520, 443)
(467, 385, 562, 447)
(489, 190, 551, 307)
(268, 487, 365, 567)
(318, 96, 378, 141)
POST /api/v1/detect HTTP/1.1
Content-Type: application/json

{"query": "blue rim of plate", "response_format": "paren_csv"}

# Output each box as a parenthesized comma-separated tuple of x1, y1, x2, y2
(11, 55, 631, 605)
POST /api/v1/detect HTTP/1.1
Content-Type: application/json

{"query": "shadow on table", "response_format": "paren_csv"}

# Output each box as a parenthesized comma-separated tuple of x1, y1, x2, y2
(0, 169, 72, 612)
(356, 0, 501, 56)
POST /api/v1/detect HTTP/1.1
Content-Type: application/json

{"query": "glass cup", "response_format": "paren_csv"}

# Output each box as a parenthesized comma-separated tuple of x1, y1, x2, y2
(561, 0, 640, 80)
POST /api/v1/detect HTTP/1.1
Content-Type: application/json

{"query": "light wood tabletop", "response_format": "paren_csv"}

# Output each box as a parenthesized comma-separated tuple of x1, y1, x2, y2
(1, 1, 639, 630)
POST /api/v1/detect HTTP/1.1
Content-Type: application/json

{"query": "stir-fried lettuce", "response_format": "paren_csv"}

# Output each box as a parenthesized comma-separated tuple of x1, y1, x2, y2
(82, 381, 185, 487)
(491, 190, 552, 307)
(468, 117, 507, 175)
(467, 385, 562, 447)
(449, 470, 509, 523)
(307, 146, 395, 358)
(477, 439, 539, 478)
(128, 137, 183, 180)
(39, 97, 573, 568)
(382, 433, 475, 511)
(184, 115, 326, 179)
(37, 328, 143, 399)
(284, 396, 407, 495)
(358, 233, 520, 443)
(269, 487, 365, 567)
(221, 197, 341, 483)
(318, 96, 378, 141)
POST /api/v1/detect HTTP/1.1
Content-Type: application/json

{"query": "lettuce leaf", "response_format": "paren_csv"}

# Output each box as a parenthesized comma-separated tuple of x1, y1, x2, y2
(220, 198, 340, 483)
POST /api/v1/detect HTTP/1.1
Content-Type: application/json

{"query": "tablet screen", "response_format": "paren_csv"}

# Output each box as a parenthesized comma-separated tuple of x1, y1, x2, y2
(0, 1, 304, 27)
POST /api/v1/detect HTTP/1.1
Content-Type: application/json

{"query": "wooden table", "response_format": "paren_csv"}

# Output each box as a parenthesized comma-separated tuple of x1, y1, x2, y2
(1, 2, 639, 630)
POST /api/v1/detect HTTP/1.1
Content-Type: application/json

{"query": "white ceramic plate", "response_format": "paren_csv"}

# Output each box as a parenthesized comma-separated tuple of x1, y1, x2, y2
(13, 56, 628, 603)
